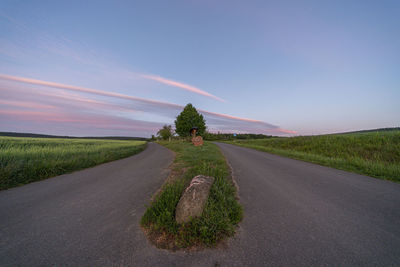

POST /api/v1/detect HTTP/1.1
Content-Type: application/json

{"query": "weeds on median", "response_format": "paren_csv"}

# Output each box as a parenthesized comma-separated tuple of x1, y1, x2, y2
(141, 141, 242, 249)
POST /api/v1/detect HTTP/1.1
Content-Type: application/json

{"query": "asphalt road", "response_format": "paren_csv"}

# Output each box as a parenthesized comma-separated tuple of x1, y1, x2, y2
(214, 142, 400, 266)
(1, 142, 399, 266)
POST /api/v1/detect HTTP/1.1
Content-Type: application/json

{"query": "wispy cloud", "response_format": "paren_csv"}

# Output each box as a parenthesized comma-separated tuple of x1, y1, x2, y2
(0, 99, 55, 109)
(0, 73, 180, 109)
(198, 109, 267, 124)
(1, 16, 225, 103)
(141, 74, 226, 102)
(273, 128, 298, 134)
(0, 73, 295, 136)
(0, 12, 298, 136)
(0, 109, 163, 135)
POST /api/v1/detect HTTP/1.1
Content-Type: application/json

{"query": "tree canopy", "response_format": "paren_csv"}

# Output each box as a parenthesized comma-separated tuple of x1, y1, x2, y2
(157, 125, 173, 140)
(174, 103, 206, 137)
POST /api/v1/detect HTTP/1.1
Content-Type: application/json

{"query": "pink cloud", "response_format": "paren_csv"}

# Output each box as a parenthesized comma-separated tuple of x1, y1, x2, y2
(0, 109, 99, 123)
(0, 73, 263, 124)
(199, 109, 264, 123)
(0, 109, 162, 131)
(36, 90, 138, 114)
(0, 99, 55, 109)
(141, 74, 226, 102)
(270, 128, 298, 134)
(0, 73, 296, 135)
(0, 85, 137, 115)
(0, 73, 180, 109)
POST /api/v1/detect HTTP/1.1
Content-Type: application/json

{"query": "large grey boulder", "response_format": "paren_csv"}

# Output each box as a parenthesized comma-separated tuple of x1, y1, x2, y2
(175, 175, 215, 224)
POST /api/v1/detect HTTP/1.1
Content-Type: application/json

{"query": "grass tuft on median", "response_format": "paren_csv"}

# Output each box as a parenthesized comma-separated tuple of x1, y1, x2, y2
(224, 130, 400, 182)
(141, 140, 242, 249)
(0, 136, 147, 190)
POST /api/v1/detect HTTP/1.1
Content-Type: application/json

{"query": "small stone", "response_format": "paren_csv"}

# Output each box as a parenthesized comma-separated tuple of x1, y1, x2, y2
(175, 175, 214, 224)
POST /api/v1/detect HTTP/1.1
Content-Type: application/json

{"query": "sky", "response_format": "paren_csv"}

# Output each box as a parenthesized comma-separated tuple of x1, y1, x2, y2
(0, 0, 399, 137)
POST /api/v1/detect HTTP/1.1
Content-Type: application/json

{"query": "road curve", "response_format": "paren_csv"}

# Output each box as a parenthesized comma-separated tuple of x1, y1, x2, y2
(1, 142, 399, 266)
(0, 143, 175, 266)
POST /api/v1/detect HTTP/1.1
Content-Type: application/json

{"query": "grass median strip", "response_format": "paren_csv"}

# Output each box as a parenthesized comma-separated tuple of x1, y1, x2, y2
(0, 136, 147, 190)
(224, 130, 400, 182)
(141, 140, 242, 249)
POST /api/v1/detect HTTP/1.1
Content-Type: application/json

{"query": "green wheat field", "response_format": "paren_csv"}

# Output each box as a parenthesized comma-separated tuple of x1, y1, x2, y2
(0, 137, 146, 190)
(225, 130, 400, 182)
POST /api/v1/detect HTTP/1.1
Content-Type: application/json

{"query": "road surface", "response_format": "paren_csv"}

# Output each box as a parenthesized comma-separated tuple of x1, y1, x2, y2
(214, 142, 400, 266)
(1, 142, 399, 266)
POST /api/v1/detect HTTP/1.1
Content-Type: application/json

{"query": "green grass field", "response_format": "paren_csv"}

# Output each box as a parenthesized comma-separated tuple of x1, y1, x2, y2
(224, 130, 400, 182)
(141, 140, 242, 249)
(0, 137, 147, 190)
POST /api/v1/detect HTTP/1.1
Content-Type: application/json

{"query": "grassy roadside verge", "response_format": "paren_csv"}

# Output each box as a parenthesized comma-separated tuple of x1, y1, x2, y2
(0, 137, 147, 190)
(141, 140, 242, 249)
(223, 131, 400, 182)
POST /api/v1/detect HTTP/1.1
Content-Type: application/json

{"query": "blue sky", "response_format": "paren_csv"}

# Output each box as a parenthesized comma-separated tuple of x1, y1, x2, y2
(0, 0, 399, 137)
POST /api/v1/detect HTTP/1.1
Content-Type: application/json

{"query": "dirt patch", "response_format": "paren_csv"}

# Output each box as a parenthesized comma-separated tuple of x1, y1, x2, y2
(142, 225, 207, 251)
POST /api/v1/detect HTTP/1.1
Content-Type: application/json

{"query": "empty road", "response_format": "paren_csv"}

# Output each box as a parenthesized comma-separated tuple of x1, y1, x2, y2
(1, 142, 399, 266)
(214, 142, 400, 266)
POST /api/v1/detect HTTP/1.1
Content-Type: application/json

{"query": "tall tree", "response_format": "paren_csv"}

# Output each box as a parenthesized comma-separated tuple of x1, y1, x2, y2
(175, 103, 206, 137)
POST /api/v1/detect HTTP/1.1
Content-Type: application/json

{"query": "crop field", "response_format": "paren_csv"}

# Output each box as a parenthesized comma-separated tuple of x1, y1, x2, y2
(0, 137, 147, 190)
(225, 130, 400, 182)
